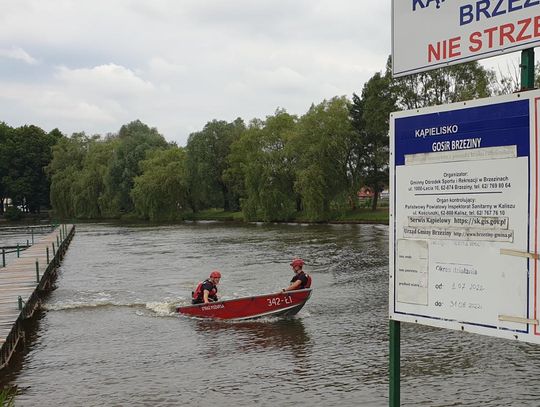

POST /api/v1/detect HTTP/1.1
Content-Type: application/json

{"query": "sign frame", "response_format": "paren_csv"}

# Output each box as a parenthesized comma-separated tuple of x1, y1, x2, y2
(392, 0, 540, 77)
(389, 90, 540, 344)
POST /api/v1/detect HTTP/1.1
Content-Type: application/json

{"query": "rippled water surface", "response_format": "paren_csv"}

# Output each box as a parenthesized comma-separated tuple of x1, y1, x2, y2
(1, 222, 540, 406)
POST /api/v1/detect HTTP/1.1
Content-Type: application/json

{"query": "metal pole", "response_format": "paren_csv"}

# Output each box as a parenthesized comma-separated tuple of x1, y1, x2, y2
(520, 48, 535, 91)
(52, 242, 56, 256)
(389, 319, 401, 407)
(46, 247, 49, 264)
(35, 260, 40, 283)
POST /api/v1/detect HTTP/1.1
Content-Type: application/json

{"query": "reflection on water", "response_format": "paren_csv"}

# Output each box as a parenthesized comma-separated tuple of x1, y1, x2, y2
(194, 317, 311, 358)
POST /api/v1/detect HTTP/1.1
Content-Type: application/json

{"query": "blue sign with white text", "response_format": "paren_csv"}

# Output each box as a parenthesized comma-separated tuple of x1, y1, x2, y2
(394, 100, 530, 166)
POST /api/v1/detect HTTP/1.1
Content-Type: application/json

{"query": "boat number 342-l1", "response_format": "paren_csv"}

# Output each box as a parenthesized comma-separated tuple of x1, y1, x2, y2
(267, 296, 293, 307)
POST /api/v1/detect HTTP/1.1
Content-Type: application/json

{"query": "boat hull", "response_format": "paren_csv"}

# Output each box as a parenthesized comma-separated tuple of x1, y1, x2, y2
(177, 288, 312, 320)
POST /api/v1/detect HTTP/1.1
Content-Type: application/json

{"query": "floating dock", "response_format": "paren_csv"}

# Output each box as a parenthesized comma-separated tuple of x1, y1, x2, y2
(0, 224, 75, 370)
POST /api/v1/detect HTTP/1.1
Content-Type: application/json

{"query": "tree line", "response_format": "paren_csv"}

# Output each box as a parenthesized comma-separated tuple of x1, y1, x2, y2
(0, 123, 62, 217)
(2, 57, 538, 222)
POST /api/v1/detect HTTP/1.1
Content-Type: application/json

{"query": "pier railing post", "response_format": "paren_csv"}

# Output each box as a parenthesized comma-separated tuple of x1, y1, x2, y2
(31, 229, 34, 245)
(18, 296, 22, 311)
(46, 247, 49, 264)
(16, 244, 20, 258)
(2, 248, 5, 267)
(35, 260, 40, 283)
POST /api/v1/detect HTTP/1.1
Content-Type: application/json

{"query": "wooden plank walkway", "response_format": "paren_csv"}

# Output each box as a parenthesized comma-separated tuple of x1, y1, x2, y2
(0, 224, 75, 369)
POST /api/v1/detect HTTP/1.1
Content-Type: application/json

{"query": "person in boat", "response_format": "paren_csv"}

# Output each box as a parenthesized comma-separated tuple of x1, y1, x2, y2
(192, 270, 221, 304)
(282, 258, 311, 292)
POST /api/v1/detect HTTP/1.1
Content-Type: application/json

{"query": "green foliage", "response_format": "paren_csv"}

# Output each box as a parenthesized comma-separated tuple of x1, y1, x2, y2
(184, 208, 244, 221)
(0, 386, 16, 407)
(292, 97, 355, 221)
(295, 165, 327, 221)
(227, 110, 298, 221)
(0, 124, 60, 213)
(350, 67, 396, 211)
(131, 147, 189, 221)
(48, 121, 168, 219)
(391, 57, 494, 109)
(333, 208, 389, 223)
(186, 118, 245, 212)
(4, 206, 23, 221)
(47, 133, 91, 218)
(16, 55, 502, 224)
(0, 122, 10, 214)
(101, 120, 169, 216)
(74, 139, 114, 218)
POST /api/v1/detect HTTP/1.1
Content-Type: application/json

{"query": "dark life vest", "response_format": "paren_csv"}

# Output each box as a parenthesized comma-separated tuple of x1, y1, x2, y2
(192, 279, 218, 304)
(290, 271, 311, 289)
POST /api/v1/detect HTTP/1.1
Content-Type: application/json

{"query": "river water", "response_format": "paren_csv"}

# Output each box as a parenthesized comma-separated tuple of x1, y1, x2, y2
(1, 222, 540, 406)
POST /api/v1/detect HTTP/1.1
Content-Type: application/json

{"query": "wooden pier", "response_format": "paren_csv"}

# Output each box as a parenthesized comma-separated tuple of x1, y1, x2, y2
(0, 224, 75, 370)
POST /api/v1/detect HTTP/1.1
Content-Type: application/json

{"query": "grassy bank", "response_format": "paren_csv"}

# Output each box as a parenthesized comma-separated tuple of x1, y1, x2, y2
(183, 208, 389, 224)
(6, 207, 389, 225)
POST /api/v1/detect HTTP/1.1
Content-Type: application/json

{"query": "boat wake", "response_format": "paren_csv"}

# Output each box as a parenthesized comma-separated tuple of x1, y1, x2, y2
(42, 299, 147, 311)
(43, 295, 188, 316)
(144, 300, 181, 316)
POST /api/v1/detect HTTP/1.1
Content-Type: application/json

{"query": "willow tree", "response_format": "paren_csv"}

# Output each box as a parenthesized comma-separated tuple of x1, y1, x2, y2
(226, 110, 298, 221)
(292, 96, 355, 221)
(47, 133, 90, 218)
(101, 120, 169, 217)
(131, 147, 189, 221)
(186, 118, 245, 212)
(72, 138, 115, 218)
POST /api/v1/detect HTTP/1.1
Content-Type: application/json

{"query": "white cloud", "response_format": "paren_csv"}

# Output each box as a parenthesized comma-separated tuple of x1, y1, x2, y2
(0, 82, 119, 126)
(0, 63, 158, 134)
(0, 46, 37, 64)
(0, 0, 393, 145)
(55, 64, 155, 97)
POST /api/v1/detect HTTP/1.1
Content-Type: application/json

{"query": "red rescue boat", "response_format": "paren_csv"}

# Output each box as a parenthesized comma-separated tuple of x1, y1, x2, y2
(176, 288, 312, 320)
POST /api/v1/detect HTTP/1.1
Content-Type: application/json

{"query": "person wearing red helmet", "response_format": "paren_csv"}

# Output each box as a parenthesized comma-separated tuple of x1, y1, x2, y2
(282, 258, 311, 292)
(192, 270, 221, 304)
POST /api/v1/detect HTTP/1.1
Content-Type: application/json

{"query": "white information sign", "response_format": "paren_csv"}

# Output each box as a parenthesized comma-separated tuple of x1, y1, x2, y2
(392, 0, 540, 77)
(389, 90, 540, 343)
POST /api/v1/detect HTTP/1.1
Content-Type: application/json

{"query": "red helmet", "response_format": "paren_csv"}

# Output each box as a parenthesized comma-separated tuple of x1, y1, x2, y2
(290, 258, 304, 268)
(210, 270, 221, 279)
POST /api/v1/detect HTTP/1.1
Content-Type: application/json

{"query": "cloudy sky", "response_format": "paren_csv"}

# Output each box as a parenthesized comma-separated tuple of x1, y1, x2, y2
(0, 0, 393, 146)
(0, 1, 522, 147)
